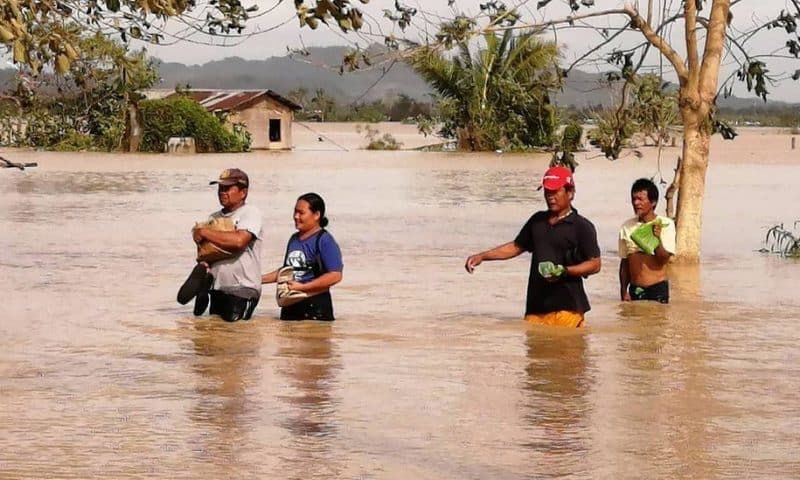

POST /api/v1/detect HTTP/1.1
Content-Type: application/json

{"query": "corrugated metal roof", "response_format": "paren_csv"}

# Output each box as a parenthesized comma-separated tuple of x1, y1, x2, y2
(166, 89, 301, 112)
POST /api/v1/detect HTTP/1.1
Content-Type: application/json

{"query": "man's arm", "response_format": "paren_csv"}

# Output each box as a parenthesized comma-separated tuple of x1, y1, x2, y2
(194, 228, 253, 253)
(465, 241, 525, 273)
(652, 222, 674, 263)
(619, 258, 631, 301)
(564, 256, 601, 278)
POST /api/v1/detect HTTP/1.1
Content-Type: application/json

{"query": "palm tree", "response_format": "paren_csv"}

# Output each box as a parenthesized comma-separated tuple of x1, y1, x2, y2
(407, 30, 560, 151)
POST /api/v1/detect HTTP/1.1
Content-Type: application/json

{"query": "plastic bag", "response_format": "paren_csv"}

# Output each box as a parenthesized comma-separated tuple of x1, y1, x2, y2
(630, 219, 663, 255)
(538, 261, 565, 278)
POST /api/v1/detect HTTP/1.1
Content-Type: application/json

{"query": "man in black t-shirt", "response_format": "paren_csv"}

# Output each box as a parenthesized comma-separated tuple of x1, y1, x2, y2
(465, 166, 602, 327)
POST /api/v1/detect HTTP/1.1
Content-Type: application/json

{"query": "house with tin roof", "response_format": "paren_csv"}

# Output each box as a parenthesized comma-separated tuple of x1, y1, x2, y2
(147, 89, 302, 150)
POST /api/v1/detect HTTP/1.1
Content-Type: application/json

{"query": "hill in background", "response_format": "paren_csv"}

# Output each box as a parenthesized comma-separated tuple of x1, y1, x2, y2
(2, 45, 797, 111)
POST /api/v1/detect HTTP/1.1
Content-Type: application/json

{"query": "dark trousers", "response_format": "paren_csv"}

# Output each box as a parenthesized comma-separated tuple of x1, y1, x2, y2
(209, 290, 259, 322)
(630, 280, 670, 304)
(280, 291, 335, 321)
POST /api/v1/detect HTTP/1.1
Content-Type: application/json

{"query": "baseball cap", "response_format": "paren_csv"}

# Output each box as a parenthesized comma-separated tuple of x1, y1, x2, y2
(210, 168, 249, 187)
(541, 166, 574, 190)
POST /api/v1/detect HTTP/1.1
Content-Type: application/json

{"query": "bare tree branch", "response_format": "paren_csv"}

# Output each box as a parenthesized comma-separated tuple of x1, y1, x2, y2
(622, 4, 689, 83)
(685, 0, 701, 88)
(699, 0, 733, 104)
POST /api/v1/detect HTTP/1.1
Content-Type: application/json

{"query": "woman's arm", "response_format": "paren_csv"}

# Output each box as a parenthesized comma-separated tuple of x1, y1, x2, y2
(288, 271, 342, 296)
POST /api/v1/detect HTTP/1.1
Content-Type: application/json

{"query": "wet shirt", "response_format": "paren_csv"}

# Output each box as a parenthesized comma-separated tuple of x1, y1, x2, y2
(284, 230, 343, 283)
(514, 209, 600, 315)
(208, 203, 263, 298)
(618, 215, 676, 258)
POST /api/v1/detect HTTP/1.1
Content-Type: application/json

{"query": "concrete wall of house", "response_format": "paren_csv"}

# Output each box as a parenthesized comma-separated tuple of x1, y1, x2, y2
(229, 97, 294, 150)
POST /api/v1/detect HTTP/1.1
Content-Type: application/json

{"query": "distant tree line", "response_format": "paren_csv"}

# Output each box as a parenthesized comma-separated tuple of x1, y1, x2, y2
(0, 35, 250, 152)
(287, 88, 431, 123)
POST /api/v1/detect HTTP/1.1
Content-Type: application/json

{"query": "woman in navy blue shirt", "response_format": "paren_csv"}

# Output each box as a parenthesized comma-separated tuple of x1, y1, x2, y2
(262, 193, 343, 320)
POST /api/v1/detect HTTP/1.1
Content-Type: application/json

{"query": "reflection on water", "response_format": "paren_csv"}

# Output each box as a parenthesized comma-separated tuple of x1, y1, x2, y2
(522, 327, 591, 475)
(183, 320, 266, 476)
(274, 322, 342, 480)
(1, 147, 799, 479)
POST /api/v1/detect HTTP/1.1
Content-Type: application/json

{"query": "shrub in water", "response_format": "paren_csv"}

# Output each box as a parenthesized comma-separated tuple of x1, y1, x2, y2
(139, 96, 250, 153)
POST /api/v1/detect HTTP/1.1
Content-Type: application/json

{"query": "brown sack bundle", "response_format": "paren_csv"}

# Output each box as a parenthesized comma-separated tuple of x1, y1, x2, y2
(194, 216, 236, 264)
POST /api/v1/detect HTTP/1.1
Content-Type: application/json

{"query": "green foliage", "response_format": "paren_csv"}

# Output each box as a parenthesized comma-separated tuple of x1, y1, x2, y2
(587, 108, 636, 160)
(408, 30, 560, 151)
(716, 103, 800, 128)
(587, 74, 678, 158)
(560, 122, 584, 153)
(3, 1, 380, 73)
(288, 88, 429, 123)
(231, 123, 252, 152)
(630, 75, 678, 146)
(52, 131, 95, 152)
(2, 33, 158, 151)
(550, 121, 583, 171)
(356, 124, 402, 150)
(139, 95, 250, 153)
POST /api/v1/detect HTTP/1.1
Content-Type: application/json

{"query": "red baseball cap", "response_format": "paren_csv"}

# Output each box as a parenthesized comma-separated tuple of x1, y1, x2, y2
(541, 166, 574, 190)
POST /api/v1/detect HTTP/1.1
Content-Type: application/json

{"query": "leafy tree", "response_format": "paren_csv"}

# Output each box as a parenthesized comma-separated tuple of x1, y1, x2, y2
(1, 1, 384, 74)
(551, 121, 584, 171)
(630, 75, 679, 147)
(407, 29, 560, 151)
(139, 95, 250, 153)
(514, 1, 800, 262)
(378, 0, 800, 262)
(387, 93, 430, 121)
(3, 33, 157, 150)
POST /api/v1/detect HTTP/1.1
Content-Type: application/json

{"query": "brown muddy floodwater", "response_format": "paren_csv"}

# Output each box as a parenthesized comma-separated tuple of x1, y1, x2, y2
(1, 129, 799, 479)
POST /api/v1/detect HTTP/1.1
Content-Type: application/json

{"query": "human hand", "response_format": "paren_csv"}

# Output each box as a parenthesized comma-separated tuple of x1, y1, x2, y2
(192, 227, 205, 244)
(287, 280, 306, 292)
(621, 291, 631, 302)
(652, 221, 662, 239)
(465, 254, 483, 274)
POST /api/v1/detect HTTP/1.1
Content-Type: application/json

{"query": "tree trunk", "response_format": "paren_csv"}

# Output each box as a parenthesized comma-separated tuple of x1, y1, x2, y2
(123, 102, 142, 152)
(665, 155, 681, 218)
(674, 106, 710, 263)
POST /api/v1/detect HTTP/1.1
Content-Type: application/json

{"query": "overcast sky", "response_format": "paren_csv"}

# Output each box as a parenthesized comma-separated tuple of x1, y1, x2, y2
(138, 0, 800, 101)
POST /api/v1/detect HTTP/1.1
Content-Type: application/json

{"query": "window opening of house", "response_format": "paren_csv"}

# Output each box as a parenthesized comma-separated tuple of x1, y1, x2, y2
(269, 118, 281, 142)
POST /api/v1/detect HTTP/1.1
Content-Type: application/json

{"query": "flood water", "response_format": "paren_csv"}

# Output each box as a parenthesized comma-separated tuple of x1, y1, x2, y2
(1, 130, 799, 479)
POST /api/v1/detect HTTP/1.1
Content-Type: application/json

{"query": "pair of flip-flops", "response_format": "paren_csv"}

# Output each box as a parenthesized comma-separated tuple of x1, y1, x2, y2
(177, 263, 213, 315)
(276, 266, 308, 307)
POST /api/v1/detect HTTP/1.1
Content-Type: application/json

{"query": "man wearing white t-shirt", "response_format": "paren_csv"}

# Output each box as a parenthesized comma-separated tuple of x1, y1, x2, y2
(618, 178, 676, 303)
(177, 168, 263, 321)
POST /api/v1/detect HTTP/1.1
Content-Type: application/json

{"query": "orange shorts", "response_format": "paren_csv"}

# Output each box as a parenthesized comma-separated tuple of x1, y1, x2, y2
(524, 310, 585, 328)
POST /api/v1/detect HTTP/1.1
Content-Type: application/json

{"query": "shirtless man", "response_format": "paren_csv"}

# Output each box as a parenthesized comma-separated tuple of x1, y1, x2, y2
(618, 178, 676, 304)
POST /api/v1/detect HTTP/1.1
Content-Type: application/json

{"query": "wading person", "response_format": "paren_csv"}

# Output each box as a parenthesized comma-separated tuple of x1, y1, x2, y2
(618, 178, 676, 303)
(464, 166, 601, 328)
(177, 168, 263, 322)
(262, 193, 343, 321)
